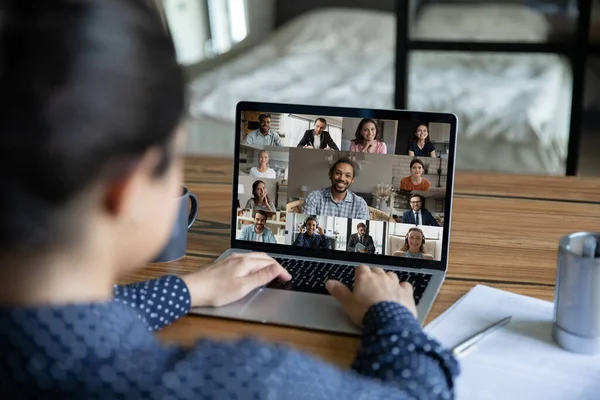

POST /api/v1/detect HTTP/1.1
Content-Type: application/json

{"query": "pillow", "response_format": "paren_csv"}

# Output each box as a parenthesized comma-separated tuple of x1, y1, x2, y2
(412, 3, 550, 42)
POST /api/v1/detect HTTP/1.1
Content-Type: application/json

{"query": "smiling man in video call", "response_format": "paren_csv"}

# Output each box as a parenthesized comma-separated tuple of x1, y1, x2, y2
(347, 222, 375, 253)
(401, 194, 440, 227)
(245, 113, 283, 146)
(237, 210, 277, 243)
(296, 117, 339, 150)
(303, 158, 369, 219)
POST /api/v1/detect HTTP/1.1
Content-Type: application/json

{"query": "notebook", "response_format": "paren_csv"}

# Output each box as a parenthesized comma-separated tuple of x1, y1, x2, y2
(354, 242, 367, 252)
(190, 101, 458, 334)
(425, 285, 600, 400)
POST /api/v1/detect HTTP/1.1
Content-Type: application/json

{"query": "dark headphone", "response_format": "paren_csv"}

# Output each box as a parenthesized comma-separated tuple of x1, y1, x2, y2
(405, 228, 425, 246)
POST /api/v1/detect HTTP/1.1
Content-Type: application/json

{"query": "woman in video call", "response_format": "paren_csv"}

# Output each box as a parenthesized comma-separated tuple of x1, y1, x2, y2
(349, 118, 388, 154)
(245, 180, 276, 211)
(407, 124, 437, 158)
(249, 149, 277, 179)
(0, 1, 458, 398)
(393, 228, 434, 260)
(292, 216, 331, 250)
(400, 159, 432, 191)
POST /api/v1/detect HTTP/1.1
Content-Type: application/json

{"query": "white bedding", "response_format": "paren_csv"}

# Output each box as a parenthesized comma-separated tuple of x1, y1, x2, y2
(188, 7, 572, 174)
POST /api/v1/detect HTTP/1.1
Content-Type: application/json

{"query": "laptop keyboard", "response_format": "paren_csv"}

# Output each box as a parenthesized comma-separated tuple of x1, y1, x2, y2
(267, 257, 432, 305)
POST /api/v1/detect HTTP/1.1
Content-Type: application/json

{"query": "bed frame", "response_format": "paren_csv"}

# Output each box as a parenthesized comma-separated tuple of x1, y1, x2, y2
(274, 0, 594, 176)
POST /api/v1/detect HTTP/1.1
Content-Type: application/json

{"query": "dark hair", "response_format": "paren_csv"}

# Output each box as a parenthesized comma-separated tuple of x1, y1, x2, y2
(252, 180, 266, 200)
(409, 194, 427, 210)
(413, 124, 430, 143)
(410, 158, 425, 170)
(328, 158, 357, 178)
(304, 216, 319, 227)
(0, 1, 185, 252)
(357, 222, 366, 230)
(351, 118, 382, 145)
(314, 117, 327, 125)
(258, 113, 271, 122)
(253, 210, 267, 220)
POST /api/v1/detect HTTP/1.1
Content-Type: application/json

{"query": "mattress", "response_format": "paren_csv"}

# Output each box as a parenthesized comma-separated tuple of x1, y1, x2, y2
(187, 6, 572, 174)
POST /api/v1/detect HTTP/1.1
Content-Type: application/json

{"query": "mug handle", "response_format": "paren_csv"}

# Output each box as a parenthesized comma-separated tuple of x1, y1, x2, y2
(187, 192, 199, 229)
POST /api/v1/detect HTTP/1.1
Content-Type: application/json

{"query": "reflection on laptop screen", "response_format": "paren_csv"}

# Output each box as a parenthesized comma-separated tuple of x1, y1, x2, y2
(234, 108, 453, 265)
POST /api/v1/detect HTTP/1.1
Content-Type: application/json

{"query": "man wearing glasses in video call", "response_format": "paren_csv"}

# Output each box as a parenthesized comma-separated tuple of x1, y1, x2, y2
(401, 194, 440, 227)
(402, 194, 440, 226)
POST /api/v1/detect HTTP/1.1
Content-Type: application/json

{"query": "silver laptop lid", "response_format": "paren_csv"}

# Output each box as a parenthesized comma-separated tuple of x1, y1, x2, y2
(230, 102, 458, 273)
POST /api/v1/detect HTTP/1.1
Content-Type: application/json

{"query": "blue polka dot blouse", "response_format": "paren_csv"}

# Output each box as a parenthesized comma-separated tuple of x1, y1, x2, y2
(0, 275, 459, 398)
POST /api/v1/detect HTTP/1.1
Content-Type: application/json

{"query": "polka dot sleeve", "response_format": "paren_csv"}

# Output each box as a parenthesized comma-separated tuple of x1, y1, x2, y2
(113, 275, 191, 332)
(352, 301, 460, 398)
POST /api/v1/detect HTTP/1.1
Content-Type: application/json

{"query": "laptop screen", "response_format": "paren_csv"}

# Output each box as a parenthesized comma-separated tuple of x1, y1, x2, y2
(232, 102, 457, 271)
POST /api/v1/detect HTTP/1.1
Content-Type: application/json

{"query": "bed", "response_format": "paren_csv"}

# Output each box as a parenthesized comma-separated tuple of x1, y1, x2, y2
(186, 1, 574, 175)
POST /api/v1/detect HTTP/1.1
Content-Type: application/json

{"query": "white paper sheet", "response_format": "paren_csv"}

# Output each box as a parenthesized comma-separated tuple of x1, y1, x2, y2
(425, 285, 600, 400)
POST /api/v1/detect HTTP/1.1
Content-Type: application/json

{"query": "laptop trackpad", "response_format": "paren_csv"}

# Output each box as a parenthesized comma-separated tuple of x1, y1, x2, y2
(242, 289, 361, 335)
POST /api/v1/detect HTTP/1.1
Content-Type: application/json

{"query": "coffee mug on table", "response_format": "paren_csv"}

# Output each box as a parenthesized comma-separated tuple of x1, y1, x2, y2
(152, 186, 198, 263)
(553, 232, 600, 354)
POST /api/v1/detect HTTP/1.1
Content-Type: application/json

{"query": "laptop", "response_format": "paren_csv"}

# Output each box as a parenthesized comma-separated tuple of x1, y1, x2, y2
(190, 101, 458, 335)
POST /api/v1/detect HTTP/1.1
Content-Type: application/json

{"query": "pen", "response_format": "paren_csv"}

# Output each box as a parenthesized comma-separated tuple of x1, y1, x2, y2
(451, 316, 512, 358)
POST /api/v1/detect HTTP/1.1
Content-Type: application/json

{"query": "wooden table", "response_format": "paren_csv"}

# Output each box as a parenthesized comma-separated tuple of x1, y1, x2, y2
(118, 156, 600, 367)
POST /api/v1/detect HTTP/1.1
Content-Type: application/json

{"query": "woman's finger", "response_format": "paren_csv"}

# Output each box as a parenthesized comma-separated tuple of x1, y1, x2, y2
(386, 271, 399, 282)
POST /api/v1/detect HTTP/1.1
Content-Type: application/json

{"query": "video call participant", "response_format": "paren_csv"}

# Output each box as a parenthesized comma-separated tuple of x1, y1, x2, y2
(245, 180, 275, 211)
(407, 124, 436, 158)
(237, 210, 277, 243)
(393, 227, 434, 260)
(347, 223, 375, 253)
(401, 194, 439, 227)
(400, 159, 431, 192)
(349, 118, 387, 154)
(303, 158, 370, 219)
(292, 216, 331, 250)
(296, 117, 339, 150)
(249, 149, 277, 179)
(245, 113, 283, 146)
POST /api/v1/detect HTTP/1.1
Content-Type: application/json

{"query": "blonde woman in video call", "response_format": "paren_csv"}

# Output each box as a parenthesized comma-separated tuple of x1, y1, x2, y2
(249, 149, 277, 179)
(393, 227, 434, 260)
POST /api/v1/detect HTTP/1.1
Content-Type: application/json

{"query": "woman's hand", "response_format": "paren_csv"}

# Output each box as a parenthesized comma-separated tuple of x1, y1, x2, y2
(264, 195, 273, 210)
(326, 265, 417, 327)
(181, 252, 292, 307)
(317, 226, 325, 235)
